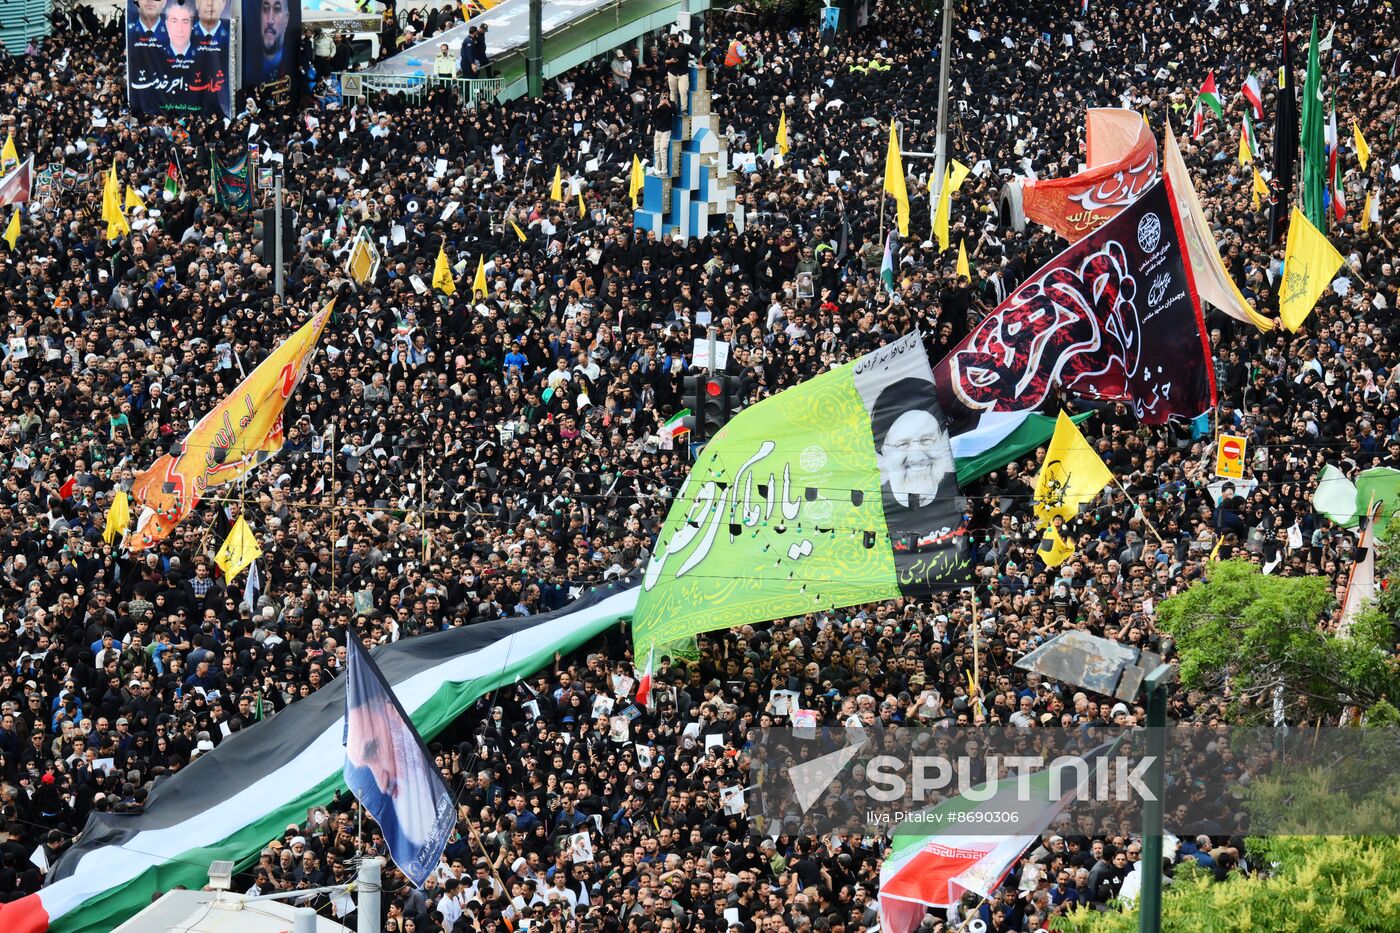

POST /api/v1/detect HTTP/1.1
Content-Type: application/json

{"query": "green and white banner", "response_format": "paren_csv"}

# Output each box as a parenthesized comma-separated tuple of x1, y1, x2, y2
(634, 332, 971, 654)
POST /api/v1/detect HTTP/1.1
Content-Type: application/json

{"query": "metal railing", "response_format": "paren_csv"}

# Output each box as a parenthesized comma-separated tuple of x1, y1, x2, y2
(336, 72, 505, 106)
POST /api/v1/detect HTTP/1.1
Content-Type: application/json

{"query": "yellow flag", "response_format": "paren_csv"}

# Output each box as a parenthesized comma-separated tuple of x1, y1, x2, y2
(550, 165, 563, 202)
(947, 159, 971, 194)
(1279, 208, 1344, 332)
(1037, 526, 1075, 568)
(883, 119, 909, 237)
(214, 515, 263, 581)
(1, 210, 16, 250)
(1238, 125, 1252, 165)
(956, 239, 970, 278)
(125, 185, 145, 213)
(510, 218, 528, 242)
(432, 240, 456, 295)
(1142, 110, 1150, 128)
(1353, 122, 1370, 172)
(1033, 411, 1114, 527)
(1251, 166, 1269, 210)
(932, 166, 952, 251)
(629, 154, 645, 208)
(102, 157, 128, 241)
(1361, 191, 1373, 232)
(777, 109, 789, 156)
(473, 254, 488, 296)
(0, 133, 16, 172)
(103, 490, 130, 545)
(577, 189, 586, 219)
(1209, 535, 1224, 562)
(129, 302, 334, 552)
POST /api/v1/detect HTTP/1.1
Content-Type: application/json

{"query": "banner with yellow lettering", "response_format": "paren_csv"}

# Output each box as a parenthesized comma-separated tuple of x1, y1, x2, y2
(129, 301, 333, 551)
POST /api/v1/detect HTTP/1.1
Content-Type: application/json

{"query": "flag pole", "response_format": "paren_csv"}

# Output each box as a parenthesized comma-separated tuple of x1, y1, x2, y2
(329, 422, 338, 599)
(969, 583, 981, 700)
(932, 0, 955, 199)
(1337, 491, 1376, 633)
(420, 450, 429, 564)
(1114, 476, 1167, 549)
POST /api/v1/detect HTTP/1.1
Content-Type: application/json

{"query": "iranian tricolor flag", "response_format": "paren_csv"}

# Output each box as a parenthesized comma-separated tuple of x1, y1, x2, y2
(1242, 73, 1263, 120)
(1326, 93, 1346, 220)
(879, 761, 1094, 933)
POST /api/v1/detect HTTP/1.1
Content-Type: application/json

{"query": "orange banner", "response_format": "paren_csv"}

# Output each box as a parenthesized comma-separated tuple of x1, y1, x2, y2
(129, 302, 333, 551)
(1021, 109, 1159, 241)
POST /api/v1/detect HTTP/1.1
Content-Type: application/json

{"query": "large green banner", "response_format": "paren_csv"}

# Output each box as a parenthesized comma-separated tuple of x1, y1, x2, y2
(634, 332, 970, 653)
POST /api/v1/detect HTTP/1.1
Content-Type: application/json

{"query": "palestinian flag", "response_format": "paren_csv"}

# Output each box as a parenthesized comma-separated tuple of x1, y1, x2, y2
(1242, 73, 1263, 120)
(663, 408, 693, 440)
(0, 584, 639, 933)
(162, 162, 179, 200)
(1191, 72, 1223, 139)
(880, 230, 897, 293)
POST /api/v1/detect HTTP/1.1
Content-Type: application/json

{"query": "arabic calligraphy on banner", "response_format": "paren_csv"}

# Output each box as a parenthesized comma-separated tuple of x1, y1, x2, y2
(126, 0, 234, 117)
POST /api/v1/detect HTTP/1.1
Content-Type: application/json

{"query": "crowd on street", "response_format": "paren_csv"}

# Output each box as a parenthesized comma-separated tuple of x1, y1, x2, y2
(0, 0, 1397, 929)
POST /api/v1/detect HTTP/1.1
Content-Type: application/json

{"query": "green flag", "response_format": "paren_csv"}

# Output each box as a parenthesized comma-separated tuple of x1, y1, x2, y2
(1300, 16, 1327, 229)
(633, 332, 971, 655)
(1312, 465, 1400, 536)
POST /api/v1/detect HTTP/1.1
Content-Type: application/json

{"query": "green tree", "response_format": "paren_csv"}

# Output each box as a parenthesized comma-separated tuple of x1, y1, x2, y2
(1052, 834, 1400, 933)
(1154, 560, 1399, 724)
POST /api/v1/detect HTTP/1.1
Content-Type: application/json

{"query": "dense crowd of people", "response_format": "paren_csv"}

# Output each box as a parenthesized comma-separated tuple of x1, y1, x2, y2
(0, 0, 1397, 930)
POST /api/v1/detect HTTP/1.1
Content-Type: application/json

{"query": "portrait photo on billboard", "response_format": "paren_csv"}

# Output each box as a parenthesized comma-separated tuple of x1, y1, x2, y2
(127, 0, 233, 116)
(243, 0, 302, 97)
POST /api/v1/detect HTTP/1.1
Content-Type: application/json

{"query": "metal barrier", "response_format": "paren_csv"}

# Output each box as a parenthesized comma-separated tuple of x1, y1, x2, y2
(337, 72, 505, 106)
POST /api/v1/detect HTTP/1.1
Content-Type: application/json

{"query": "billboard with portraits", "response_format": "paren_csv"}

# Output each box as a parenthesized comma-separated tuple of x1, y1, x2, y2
(242, 0, 302, 107)
(127, 0, 233, 117)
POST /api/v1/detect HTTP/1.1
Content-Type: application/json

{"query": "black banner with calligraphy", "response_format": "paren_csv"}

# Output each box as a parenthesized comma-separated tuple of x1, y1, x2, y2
(126, 0, 233, 117)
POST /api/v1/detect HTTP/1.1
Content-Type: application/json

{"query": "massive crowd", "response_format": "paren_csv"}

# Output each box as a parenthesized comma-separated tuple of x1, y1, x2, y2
(0, 0, 1397, 929)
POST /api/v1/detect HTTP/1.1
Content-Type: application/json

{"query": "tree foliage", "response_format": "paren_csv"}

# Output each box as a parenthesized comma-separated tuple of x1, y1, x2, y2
(1154, 561, 1399, 723)
(1052, 834, 1400, 933)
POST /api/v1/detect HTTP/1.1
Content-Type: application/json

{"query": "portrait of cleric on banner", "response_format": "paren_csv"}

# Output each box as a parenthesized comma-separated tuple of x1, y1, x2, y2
(127, 0, 233, 116)
(851, 337, 970, 595)
(243, 0, 303, 102)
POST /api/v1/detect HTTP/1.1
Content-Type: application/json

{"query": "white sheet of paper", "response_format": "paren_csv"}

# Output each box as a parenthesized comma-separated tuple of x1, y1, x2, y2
(441, 200, 459, 222)
(434, 158, 448, 178)
(391, 225, 407, 245)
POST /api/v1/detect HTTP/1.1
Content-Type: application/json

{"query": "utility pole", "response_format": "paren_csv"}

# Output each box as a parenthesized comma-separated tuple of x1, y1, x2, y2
(931, 0, 956, 198)
(527, 0, 543, 97)
(356, 858, 381, 933)
(273, 174, 285, 298)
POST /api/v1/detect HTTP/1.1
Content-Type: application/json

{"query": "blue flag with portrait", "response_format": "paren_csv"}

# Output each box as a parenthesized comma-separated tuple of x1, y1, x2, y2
(343, 636, 454, 887)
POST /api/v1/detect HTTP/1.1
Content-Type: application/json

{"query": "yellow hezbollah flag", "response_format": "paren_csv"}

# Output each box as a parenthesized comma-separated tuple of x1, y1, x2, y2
(214, 515, 263, 580)
(629, 154, 645, 208)
(947, 158, 971, 194)
(1361, 190, 1373, 232)
(510, 218, 528, 242)
(1037, 525, 1075, 568)
(1279, 208, 1344, 332)
(956, 239, 970, 278)
(103, 490, 130, 545)
(473, 254, 488, 296)
(777, 109, 789, 156)
(1353, 122, 1369, 172)
(124, 185, 145, 213)
(102, 157, 129, 241)
(0, 133, 16, 173)
(129, 302, 334, 552)
(577, 189, 586, 219)
(1033, 411, 1114, 527)
(1238, 124, 1252, 165)
(550, 165, 564, 202)
(1252, 166, 1269, 210)
(1, 210, 17, 250)
(432, 241, 456, 295)
(883, 118, 909, 237)
(932, 166, 952, 250)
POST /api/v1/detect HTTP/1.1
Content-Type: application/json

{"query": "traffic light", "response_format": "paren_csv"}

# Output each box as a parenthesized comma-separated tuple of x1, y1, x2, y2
(723, 374, 744, 421)
(701, 375, 726, 436)
(682, 374, 704, 439)
(253, 208, 272, 261)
